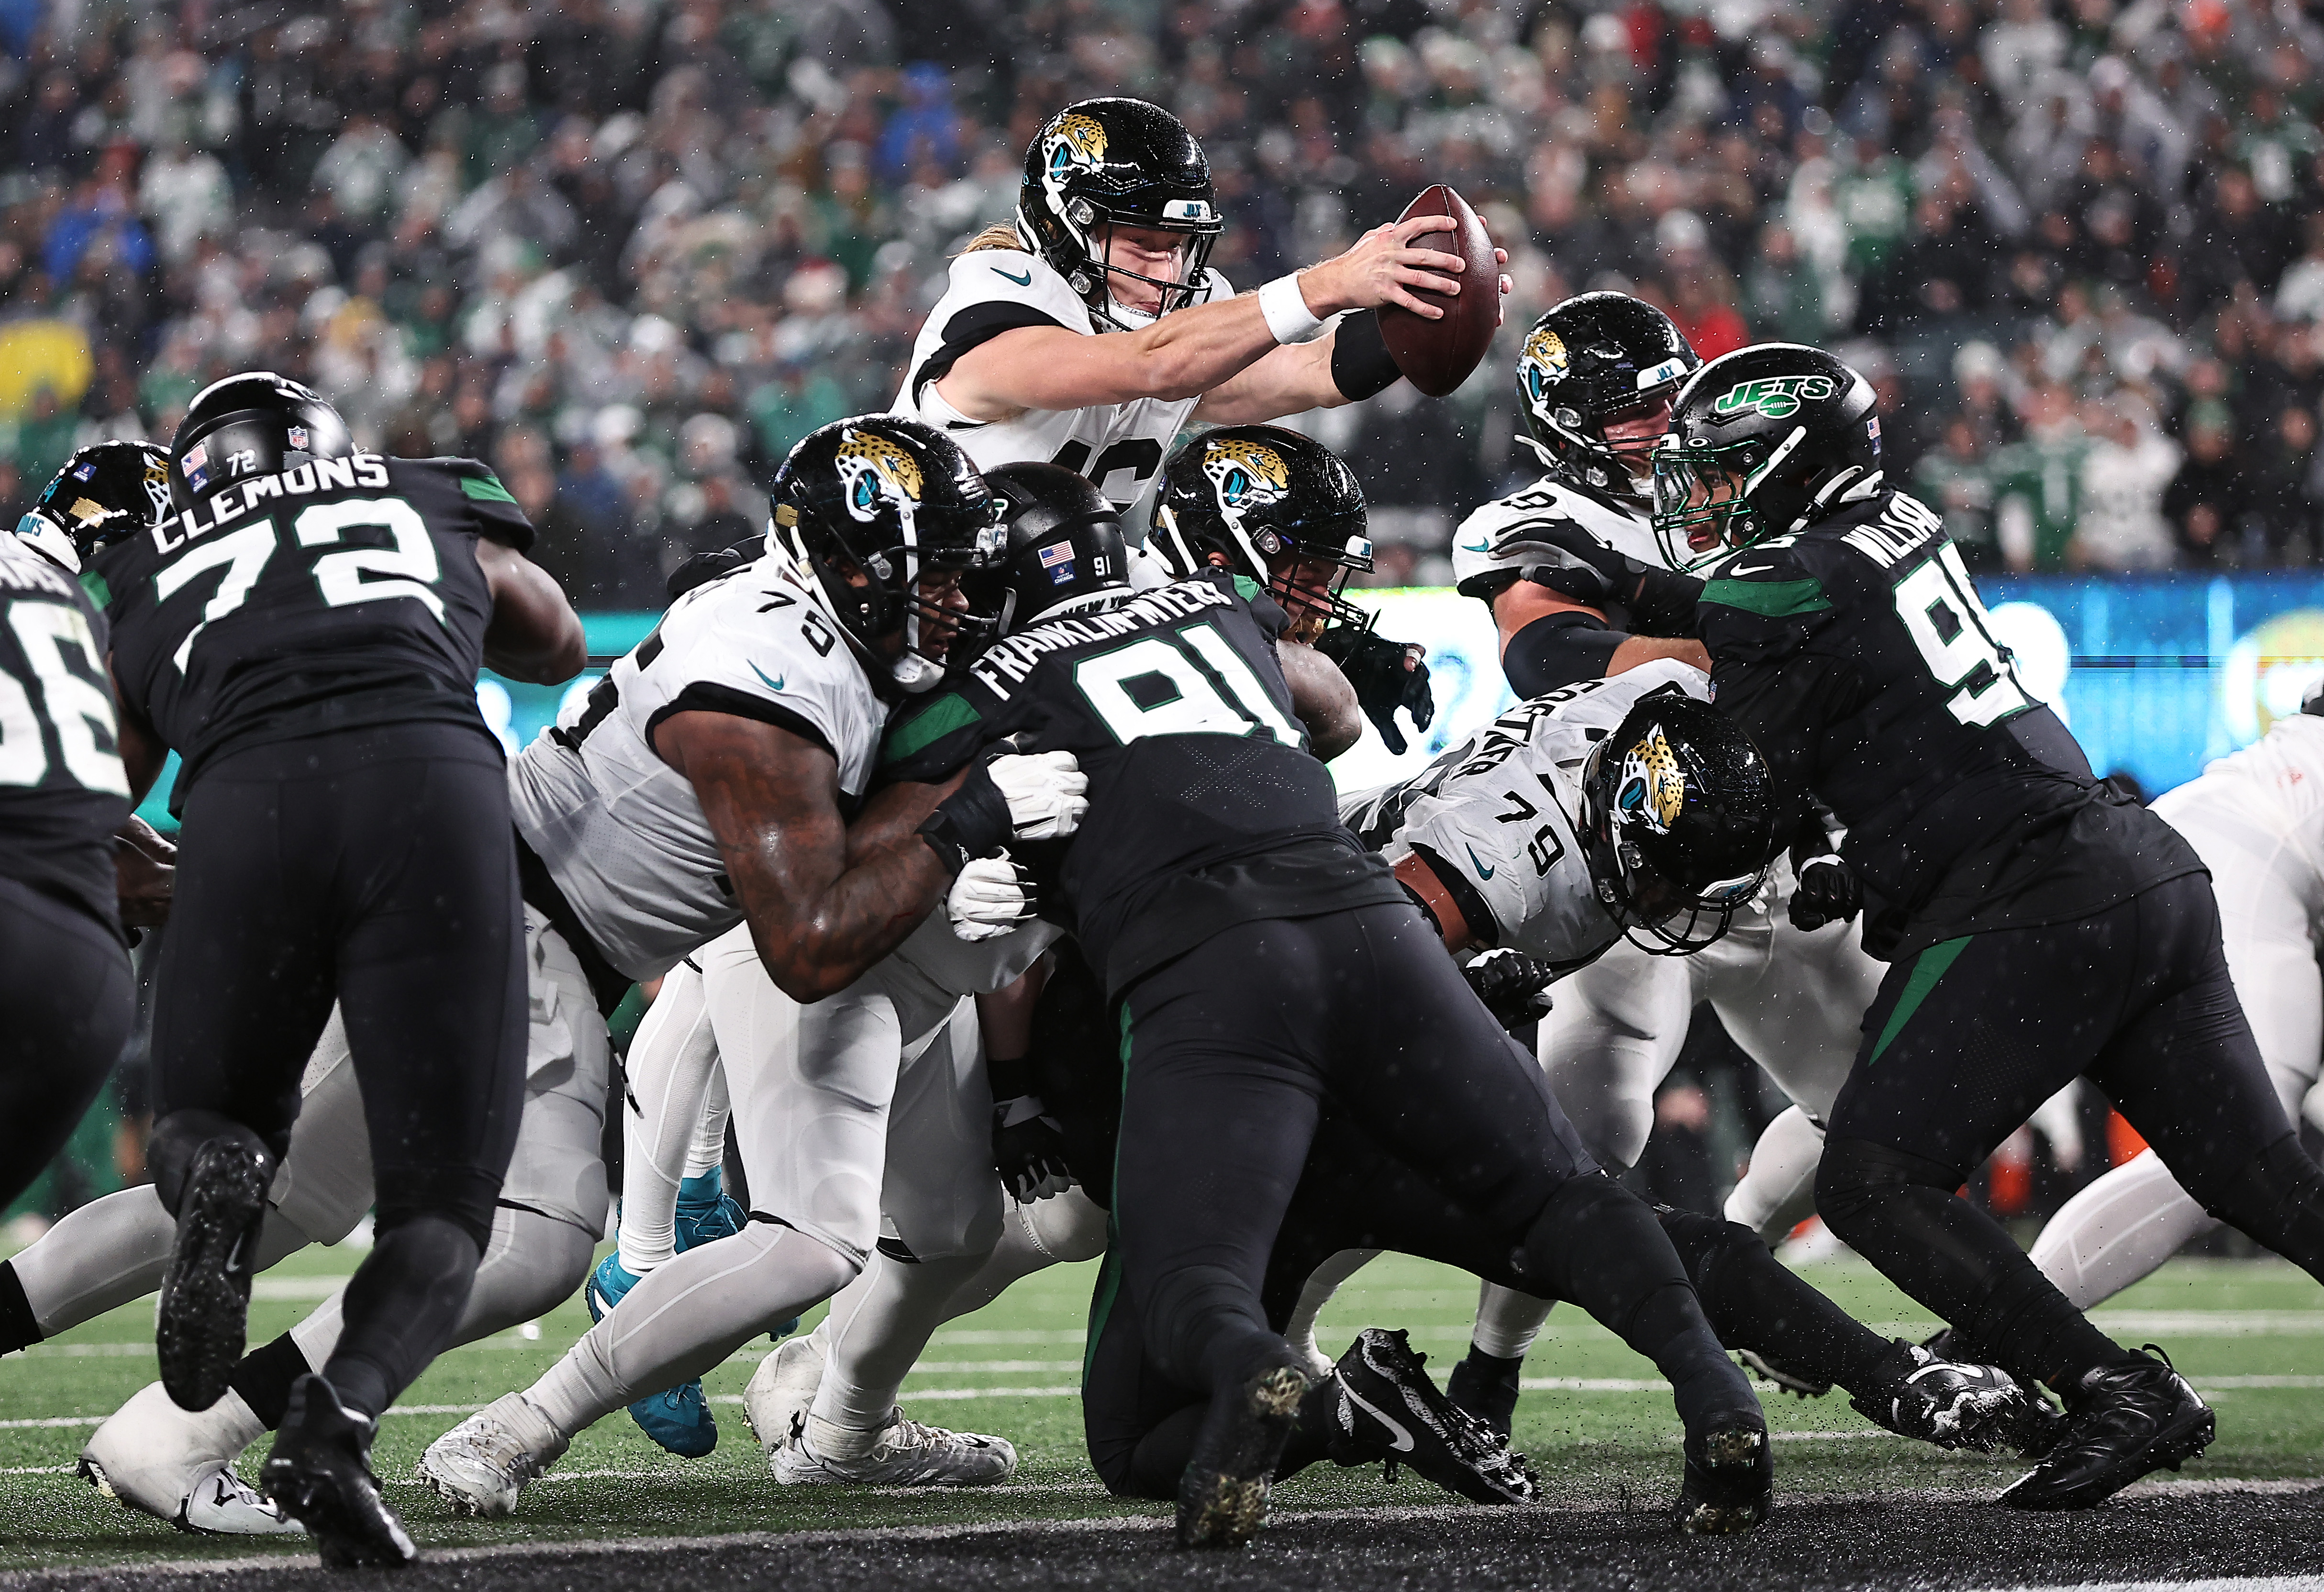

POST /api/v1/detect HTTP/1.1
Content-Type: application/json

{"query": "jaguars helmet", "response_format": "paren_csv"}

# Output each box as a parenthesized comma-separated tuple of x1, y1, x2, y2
(1149, 424, 1373, 641)
(1652, 344, 1882, 572)
(1579, 688, 1775, 954)
(769, 416, 1006, 695)
(975, 462, 1131, 638)
(1516, 293, 1698, 506)
(17, 441, 171, 573)
(1018, 98, 1222, 330)
(171, 371, 354, 512)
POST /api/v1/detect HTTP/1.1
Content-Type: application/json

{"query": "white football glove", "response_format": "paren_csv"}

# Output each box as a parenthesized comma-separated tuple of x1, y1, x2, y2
(947, 853, 1037, 942)
(987, 750, 1088, 841)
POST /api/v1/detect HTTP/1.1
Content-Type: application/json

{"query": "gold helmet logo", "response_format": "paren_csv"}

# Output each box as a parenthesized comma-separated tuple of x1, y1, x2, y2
(835, 426, 924, 523)
(1520, 325, 1569, 406)
(1201, 437, 1290, 520)
(1615, 723, 1687, 835)
(1044, 112, 1108, 189)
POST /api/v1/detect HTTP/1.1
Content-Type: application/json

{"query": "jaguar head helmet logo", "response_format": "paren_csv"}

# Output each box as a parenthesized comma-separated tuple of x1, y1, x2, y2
(1615, 722, 1687, 835)
(1043, 112, 1108, 190)
(834, 427, 924, 523)
(1520, 325, 1569, 404)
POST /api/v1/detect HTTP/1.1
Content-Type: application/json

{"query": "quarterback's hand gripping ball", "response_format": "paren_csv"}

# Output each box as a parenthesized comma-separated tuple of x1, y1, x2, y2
(946, 854, 1038, 942)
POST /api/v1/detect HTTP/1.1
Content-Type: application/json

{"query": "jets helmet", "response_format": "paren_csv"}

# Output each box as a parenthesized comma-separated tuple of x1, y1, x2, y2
(1579, 688, 1775, 954)
(769, 417, 1006, 695)
(17, 441, 172, 573)
(1018, 98, 1222, 330)
(1652, 344, 1882, 572)
(975, 461, 1131, 637)
(170, 372, 354, 512)
(1150, 425, 1374, 639)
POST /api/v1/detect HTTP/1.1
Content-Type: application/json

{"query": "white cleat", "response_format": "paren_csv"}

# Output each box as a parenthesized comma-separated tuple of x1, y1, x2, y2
(772, 1410, 1017, 1487)
(742, 1334, 826, 1458)
(417, 1392, 568, 1518)
(78, 1381, 300, 1536)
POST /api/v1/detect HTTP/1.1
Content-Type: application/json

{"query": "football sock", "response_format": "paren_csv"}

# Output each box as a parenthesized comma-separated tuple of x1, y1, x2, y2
(1445, 1347, 1524, 1431)
(1278, 1247, 1380, 1366)
(811, 1248, 991, 1434)
(0, 1262, 40, 1354)
(1656, 1206, 1887, 1393)
(1468, 1282, 1553, 1360)
(323, 1214, 480, 1420)
(229, 1331, 319, 1429)
(2028, 1149, 2217, 1312)
(529, 1219, 856, 1436)
(1722, 1104, 1827, 1243)
(1818, 1136, 2136, 1390)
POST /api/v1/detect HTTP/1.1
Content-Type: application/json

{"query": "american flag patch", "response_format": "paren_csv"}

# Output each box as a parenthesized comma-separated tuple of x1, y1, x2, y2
(1038, 541, 1076, 584)
(1867, 416, 1881, 441)
(184, 443, 206, 470)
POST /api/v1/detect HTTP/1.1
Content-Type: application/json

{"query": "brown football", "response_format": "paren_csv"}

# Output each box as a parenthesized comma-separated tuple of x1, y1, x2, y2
(1376, 184, 1499, 398)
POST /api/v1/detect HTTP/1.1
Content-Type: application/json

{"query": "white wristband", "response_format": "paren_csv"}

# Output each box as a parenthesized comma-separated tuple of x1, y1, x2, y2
(1258, 274, 1324, 345)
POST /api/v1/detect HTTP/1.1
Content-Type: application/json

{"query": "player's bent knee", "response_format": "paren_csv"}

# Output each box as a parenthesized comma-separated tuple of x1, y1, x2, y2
(1654, 1205, 1763, 1281)
(148, 1111, 277, 1218)
(2202, 1132, 2324, 1235)
(1814, 1136, 1957, 1240)
(373, 1164, 502, 1254)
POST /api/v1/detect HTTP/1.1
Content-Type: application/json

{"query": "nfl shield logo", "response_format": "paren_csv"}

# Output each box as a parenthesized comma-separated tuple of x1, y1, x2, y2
(71, 461, 96, 481)
(1037, 541, 1077, 585)
(288, 426, 310, 450)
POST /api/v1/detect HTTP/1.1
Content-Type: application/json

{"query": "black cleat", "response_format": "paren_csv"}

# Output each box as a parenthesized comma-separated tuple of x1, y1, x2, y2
(1176, 1360, 1312, 1550)
(1999, 1346, 2213, 1511)
(1443, 1346, 1525, 1442)
(261, 1374, 418, 1568)
(1325, 1328, 1536, 1504)
(1737, 1347, 1833, 1399)
(1675, 1422, 1772, 1535)
(155, 1135, 272, 1413)
(1850, 1339, 2061, 1456)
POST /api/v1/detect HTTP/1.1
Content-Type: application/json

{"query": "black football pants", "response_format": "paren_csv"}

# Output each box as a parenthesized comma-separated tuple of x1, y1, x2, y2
(1091, 902, 1755, 1493)
(0, 878, 133, 1213)
(1817, 870, 2324, 1389)
(151, 724, 526, 1416)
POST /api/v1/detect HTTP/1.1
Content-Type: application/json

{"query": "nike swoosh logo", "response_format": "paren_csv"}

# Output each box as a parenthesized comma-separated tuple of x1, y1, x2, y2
(1459, 537, 1492, 553)
(1468, 845, 1496, 879)
(752, 663, 785, 692)
(1728, 564, 1776, 577)
(991, 266, 1032, 286)
(1340, 1382, 1416, 1453)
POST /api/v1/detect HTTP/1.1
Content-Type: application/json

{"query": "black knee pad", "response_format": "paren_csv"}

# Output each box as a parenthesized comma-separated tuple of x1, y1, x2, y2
(148, 1111, 277, 1219)
(1653, 1205, 1764, 1293)
(1813, 1136, 1958, 1241)
(373, 1165, 500, 1252)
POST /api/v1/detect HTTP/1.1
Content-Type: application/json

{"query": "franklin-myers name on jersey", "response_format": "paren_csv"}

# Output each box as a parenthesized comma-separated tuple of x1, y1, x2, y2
(967, 579, 1236, 698)
(150, 455, 394, 554)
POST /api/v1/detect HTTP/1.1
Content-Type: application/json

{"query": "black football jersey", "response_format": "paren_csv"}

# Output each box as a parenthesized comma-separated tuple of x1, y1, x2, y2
(879, 568, 1404, 995)
(1698, 489, 2200, 959)
(97, 456, 524, 810)
(0, 538, 132, 930)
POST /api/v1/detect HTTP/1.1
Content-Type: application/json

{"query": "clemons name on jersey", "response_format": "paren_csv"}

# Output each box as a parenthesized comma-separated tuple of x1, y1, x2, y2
(891, 246, 1231, 511)
(1342, 658, 1711, 976)
(100, 454, 518, 810)
(508, 549, 884, 984)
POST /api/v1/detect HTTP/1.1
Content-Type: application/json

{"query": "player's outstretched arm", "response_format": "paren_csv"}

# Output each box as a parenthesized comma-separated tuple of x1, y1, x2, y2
(657, 712, 952, 1003)
(474, 537, 587, 684)
(938, 215, 1468, 423)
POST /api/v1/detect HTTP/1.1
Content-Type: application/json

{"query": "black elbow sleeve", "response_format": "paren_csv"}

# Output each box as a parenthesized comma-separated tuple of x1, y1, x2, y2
(1330, 310, 1404, 401)
(1503, 611, 1627, 697)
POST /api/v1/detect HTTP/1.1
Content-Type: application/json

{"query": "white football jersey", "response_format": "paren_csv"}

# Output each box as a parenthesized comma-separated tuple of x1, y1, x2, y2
(509, 554, 885, 982)
(1340, 659, 1712, 973)
(2165, 712, 2324, 834)
(1449, 474, 1667, 596)
(891, 911, 1063, 1001)
(892, 246, 1231, 509)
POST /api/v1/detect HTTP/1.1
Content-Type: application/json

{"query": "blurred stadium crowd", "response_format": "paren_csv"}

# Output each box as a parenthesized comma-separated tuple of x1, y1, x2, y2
(7, 0, 2324, 601)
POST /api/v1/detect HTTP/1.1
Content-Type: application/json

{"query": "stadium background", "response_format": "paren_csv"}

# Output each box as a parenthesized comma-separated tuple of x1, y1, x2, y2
(7, 0, 2324, 1253)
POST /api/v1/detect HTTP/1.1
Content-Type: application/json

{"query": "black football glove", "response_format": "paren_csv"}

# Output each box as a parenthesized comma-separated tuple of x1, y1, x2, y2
(991, 1092, 1075, 1202)
(1315, 626, 1434, 755)
(1462, 947, 1557, 1031)
(1525, 546, 1704, 637)
(1788, 854, 1862, 932)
